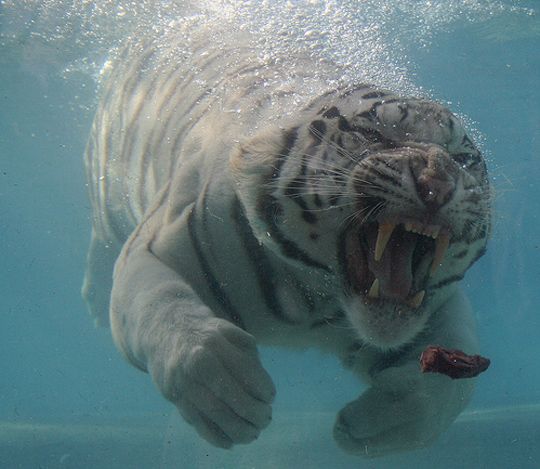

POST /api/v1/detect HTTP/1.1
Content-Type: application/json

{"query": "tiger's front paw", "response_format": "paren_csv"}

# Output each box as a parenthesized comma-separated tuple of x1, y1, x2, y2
(333, 367, 470, 457)
(333, 388, 437, 457)
(149, 317, 275, 448)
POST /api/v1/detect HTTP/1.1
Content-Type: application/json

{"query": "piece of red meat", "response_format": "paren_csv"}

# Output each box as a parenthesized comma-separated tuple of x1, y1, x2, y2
(420, 345, 490, 379)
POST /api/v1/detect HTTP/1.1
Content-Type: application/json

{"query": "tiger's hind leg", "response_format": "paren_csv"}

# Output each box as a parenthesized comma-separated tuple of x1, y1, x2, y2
(81, 229, 121, 327)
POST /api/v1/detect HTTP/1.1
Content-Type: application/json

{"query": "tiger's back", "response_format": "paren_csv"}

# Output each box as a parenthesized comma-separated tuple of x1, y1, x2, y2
(85, 27, 339, 247)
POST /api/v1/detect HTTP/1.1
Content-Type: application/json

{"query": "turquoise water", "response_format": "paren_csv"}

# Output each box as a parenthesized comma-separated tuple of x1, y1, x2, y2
(1, 1, 539, 467)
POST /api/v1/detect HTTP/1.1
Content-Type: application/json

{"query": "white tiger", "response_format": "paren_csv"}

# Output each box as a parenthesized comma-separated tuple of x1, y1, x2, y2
(82, 17, 491, 457)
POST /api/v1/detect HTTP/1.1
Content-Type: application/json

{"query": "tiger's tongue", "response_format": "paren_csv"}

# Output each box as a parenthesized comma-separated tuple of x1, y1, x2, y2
(367, 231, 417, 300)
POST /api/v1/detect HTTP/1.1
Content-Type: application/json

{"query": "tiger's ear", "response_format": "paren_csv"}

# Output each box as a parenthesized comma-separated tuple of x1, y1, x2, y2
(229, 127, 284, 182)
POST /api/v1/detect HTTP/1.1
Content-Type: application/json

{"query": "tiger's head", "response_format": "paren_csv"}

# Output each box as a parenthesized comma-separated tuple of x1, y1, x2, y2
(231, 86, 491, 349)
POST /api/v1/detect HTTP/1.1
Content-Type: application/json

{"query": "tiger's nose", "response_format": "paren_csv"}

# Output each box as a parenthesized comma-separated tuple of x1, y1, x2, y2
(412, 147, 457, 211)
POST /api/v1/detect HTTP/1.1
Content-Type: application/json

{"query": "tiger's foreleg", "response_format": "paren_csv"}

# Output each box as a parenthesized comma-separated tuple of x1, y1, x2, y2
(109, 231, 275, 448)
(334, 289, 478, 457)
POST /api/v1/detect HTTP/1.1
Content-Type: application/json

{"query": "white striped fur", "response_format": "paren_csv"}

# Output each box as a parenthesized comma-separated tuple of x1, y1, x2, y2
(82, 18, 490, 457)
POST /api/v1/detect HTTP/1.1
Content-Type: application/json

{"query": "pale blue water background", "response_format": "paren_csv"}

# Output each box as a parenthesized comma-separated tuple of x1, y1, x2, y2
(1, 1, 539, 467)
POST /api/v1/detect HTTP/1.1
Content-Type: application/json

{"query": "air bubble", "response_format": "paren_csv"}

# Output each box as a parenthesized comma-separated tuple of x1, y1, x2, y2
(1, 0, 527, 104)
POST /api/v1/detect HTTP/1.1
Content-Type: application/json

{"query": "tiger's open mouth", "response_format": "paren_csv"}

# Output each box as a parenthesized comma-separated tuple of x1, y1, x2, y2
(344, 220, 450, 309)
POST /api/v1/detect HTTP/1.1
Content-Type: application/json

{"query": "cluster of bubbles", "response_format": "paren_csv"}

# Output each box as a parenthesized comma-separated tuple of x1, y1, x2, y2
(0, 0, 534, 92)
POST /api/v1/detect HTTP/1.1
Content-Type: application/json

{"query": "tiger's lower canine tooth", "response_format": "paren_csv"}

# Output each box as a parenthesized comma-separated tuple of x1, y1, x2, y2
(374, 222, 395, 261)
(368, 278, 380, 298)
(408, 290, 425, 308)
(431, 233, 450, 274)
